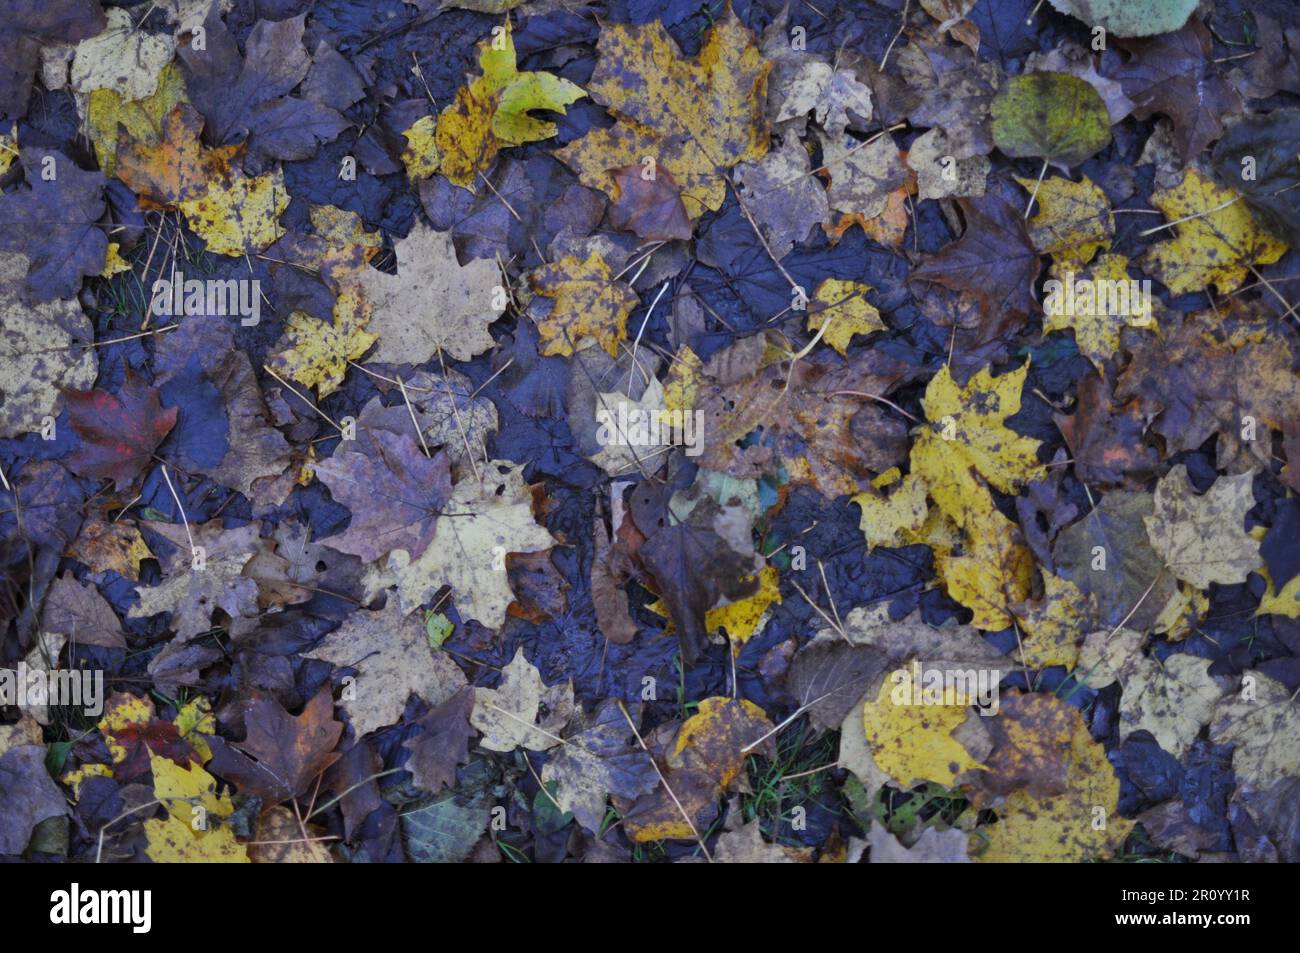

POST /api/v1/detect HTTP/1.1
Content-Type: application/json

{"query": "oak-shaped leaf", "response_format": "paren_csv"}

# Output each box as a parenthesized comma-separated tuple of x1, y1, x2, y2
(64, 372, 178, 491)
(206, 687, 344, 809)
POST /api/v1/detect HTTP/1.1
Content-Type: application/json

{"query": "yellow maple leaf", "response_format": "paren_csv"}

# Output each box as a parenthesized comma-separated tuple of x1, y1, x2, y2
(935, 499, 1034, 631)
(175, 698, 215, 763)
(911, 362, 1044, 522)
(90, 60, 188, 176)
(529, 250, 639, 357)
(116, 103, 242, 209)
(143, 753, 248, 862)
(706, 565, 782, 652)
(178, 166, 289, 257)
(556, 4, 770, 219)
(1043, 254, 1156, 371)
(400, 115, 441, 180)
(1012, 572, 1095, 668)
(852, 470, 929, 550)
(268, 287, 376, 397)
(1016, 173, 1113, 271)
(1141, 167, 1287, 295)
(807, 278, 886, 355)
(415, 19, 584, 187)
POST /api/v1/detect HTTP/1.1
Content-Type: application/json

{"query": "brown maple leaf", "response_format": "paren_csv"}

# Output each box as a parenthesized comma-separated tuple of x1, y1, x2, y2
(206, 687, 343, 808)
(910, 192, 1041, 323)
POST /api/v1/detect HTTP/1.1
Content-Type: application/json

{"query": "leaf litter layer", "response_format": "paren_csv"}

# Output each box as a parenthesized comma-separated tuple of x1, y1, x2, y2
(0, 0, 1298, 865)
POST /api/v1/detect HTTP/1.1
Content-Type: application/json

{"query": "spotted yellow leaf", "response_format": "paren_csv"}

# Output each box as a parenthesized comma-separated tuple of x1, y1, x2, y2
(807, 278, 886, 355)
(555, 5, 770, 219)
(529, 250, 639, 357)
(1141, 167, 1287, 295)
(177, 166, 288, 257)
(268, 288, 376, 397)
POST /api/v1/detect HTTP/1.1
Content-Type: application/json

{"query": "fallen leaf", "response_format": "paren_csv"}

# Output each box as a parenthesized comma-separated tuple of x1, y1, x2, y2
(304, 597, 467, 737)
(63, 373, 178, 491)
(806, 278, 886, 355)
(386, 461, 556, 629)
(39, 574, 125, 649)
(1140, 167, 1286, 296)
(529, 249, 640, 358)
(556, 5, 770, 219)
(1047, 0, 1197, 38)
(314, 433, 451, 562)
(991, 72, 1111, 168)
(1144, 465, 1261, 588)
(206, 687, 343, 808)
(360, 222, 503, 365)
(0, 250, 96, 438)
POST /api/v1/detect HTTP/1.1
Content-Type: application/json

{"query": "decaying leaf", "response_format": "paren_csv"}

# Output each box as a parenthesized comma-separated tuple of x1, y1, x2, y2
(556, 6, 770, 219)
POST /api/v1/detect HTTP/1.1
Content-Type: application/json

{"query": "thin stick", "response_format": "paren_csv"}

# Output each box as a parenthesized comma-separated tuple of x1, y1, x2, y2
(158, 465, 196, 558)
(626, 280, 671, 393)
(881, 0, 911, 68)
(396, 372, 432, 457)
(262, 364, 345, 435)
(1024, 158, 1048, 220)
(1138, 197, 1238, 236)
(831, 390, 920, 423)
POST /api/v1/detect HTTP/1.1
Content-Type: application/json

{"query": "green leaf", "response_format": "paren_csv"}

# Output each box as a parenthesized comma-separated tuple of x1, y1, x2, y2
(990, 72, 1111, 167)
(425, 611, 455, 649)
(1047, 0, 1198, 39)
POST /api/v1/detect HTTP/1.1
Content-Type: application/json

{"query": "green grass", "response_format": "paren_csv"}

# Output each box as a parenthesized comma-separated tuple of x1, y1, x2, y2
(740, 718, 836, 844)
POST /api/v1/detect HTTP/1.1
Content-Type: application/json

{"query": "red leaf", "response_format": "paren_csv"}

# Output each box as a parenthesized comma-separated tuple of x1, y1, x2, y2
(63, 372, 178, 491)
